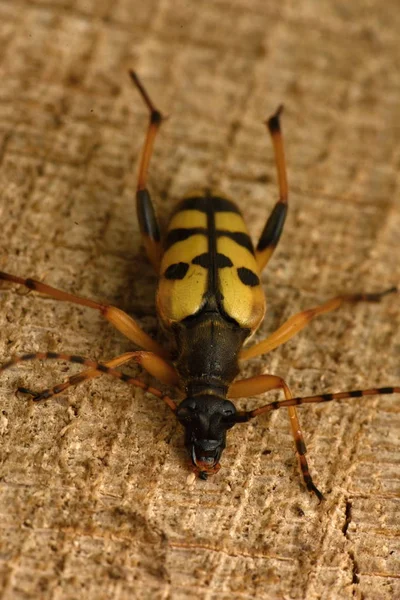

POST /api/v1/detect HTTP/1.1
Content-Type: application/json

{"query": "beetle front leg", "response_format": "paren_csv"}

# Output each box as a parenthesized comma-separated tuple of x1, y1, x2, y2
(232, 379, 400, 499)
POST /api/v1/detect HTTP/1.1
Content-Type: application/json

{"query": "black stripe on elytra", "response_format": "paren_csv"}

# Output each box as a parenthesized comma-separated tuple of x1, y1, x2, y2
(164, 227, 207, 250)
(164, 262, 190, 280)
(173, 196, 241, 215)
(192, 253, 233, 269)
(217, 230, 254, 254)
(237, 267, 260, 287)
(136, 189, 161, 241)
(256, 202, 287, 252)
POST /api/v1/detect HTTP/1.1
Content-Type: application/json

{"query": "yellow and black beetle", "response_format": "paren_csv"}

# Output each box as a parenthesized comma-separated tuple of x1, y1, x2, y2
(0, 72, 398, 500)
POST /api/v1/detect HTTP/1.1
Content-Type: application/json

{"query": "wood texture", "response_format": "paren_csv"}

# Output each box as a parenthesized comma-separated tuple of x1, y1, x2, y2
(0, 1, 399, 599)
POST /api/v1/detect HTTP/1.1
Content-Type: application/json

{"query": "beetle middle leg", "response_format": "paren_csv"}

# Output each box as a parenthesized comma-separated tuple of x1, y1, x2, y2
(229, 374, 324, 500)
(18, 351, 179, 401)
(240, 287, 397, 361)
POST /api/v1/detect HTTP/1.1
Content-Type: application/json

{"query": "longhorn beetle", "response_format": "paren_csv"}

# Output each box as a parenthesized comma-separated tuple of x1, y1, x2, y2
(0, 71, 398, 500)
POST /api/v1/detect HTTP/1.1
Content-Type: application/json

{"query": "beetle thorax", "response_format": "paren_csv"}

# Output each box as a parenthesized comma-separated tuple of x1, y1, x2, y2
(173, 312, 249, 392)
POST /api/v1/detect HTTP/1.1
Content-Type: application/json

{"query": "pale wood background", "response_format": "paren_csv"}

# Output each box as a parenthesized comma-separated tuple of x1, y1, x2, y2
(0, 1, 399, 599)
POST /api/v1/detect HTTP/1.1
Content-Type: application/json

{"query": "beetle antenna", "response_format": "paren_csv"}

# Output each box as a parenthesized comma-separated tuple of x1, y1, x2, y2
(235, 386, 400, 420)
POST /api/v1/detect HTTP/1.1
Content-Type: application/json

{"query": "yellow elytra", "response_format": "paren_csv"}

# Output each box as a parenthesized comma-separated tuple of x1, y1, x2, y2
(157, 192, 266, 333)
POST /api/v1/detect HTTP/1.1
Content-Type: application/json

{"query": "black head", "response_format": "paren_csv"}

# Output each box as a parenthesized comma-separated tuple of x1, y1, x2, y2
(176, 394, 237, 478)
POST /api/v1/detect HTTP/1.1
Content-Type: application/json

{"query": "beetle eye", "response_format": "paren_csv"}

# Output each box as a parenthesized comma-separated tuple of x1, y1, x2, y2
(222, 401, 236, 416)
(176, 405, 195, 422)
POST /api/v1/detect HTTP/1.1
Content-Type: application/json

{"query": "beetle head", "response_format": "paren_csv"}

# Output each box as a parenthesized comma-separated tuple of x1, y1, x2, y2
(176, 395, 237, 478)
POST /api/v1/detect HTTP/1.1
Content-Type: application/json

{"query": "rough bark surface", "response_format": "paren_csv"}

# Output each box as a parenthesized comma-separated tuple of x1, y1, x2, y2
(0, 1, 399, 599)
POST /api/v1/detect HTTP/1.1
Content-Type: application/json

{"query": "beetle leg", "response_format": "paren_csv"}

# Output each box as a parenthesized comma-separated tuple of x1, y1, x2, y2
(240, 287, 397, 361)
(17, 351, 179, 401)
(1, 352, 178, 412)
(286, 403, 324, 500)
(255, 105, 288, 271)
(0, 270, 169, 358)
(229, 374, 324, 500)
(130, 70, 165, 273)
(234, 380, 399, 498)
(228, 373, 283, 398)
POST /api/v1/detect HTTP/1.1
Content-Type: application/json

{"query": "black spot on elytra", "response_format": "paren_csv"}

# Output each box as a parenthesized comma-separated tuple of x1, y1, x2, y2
(192, 253, 209, 268)
(216, 254, 233, 268)
(237, 267, 260, 287)
(164, 262, 190, 280)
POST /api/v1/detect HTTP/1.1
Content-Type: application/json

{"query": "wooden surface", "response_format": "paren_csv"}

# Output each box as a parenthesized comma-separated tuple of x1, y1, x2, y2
(0, 1, 399, 599)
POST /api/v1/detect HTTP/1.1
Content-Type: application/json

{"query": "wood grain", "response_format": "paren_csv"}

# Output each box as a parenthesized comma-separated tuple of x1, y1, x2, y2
(0, 1, 399, 598)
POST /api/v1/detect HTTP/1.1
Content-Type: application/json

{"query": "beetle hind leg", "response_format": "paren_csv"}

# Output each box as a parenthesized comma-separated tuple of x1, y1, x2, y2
(240, 286, 398, 361)
(130, 70, 165, 273)
(255, 105, 288, 272)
